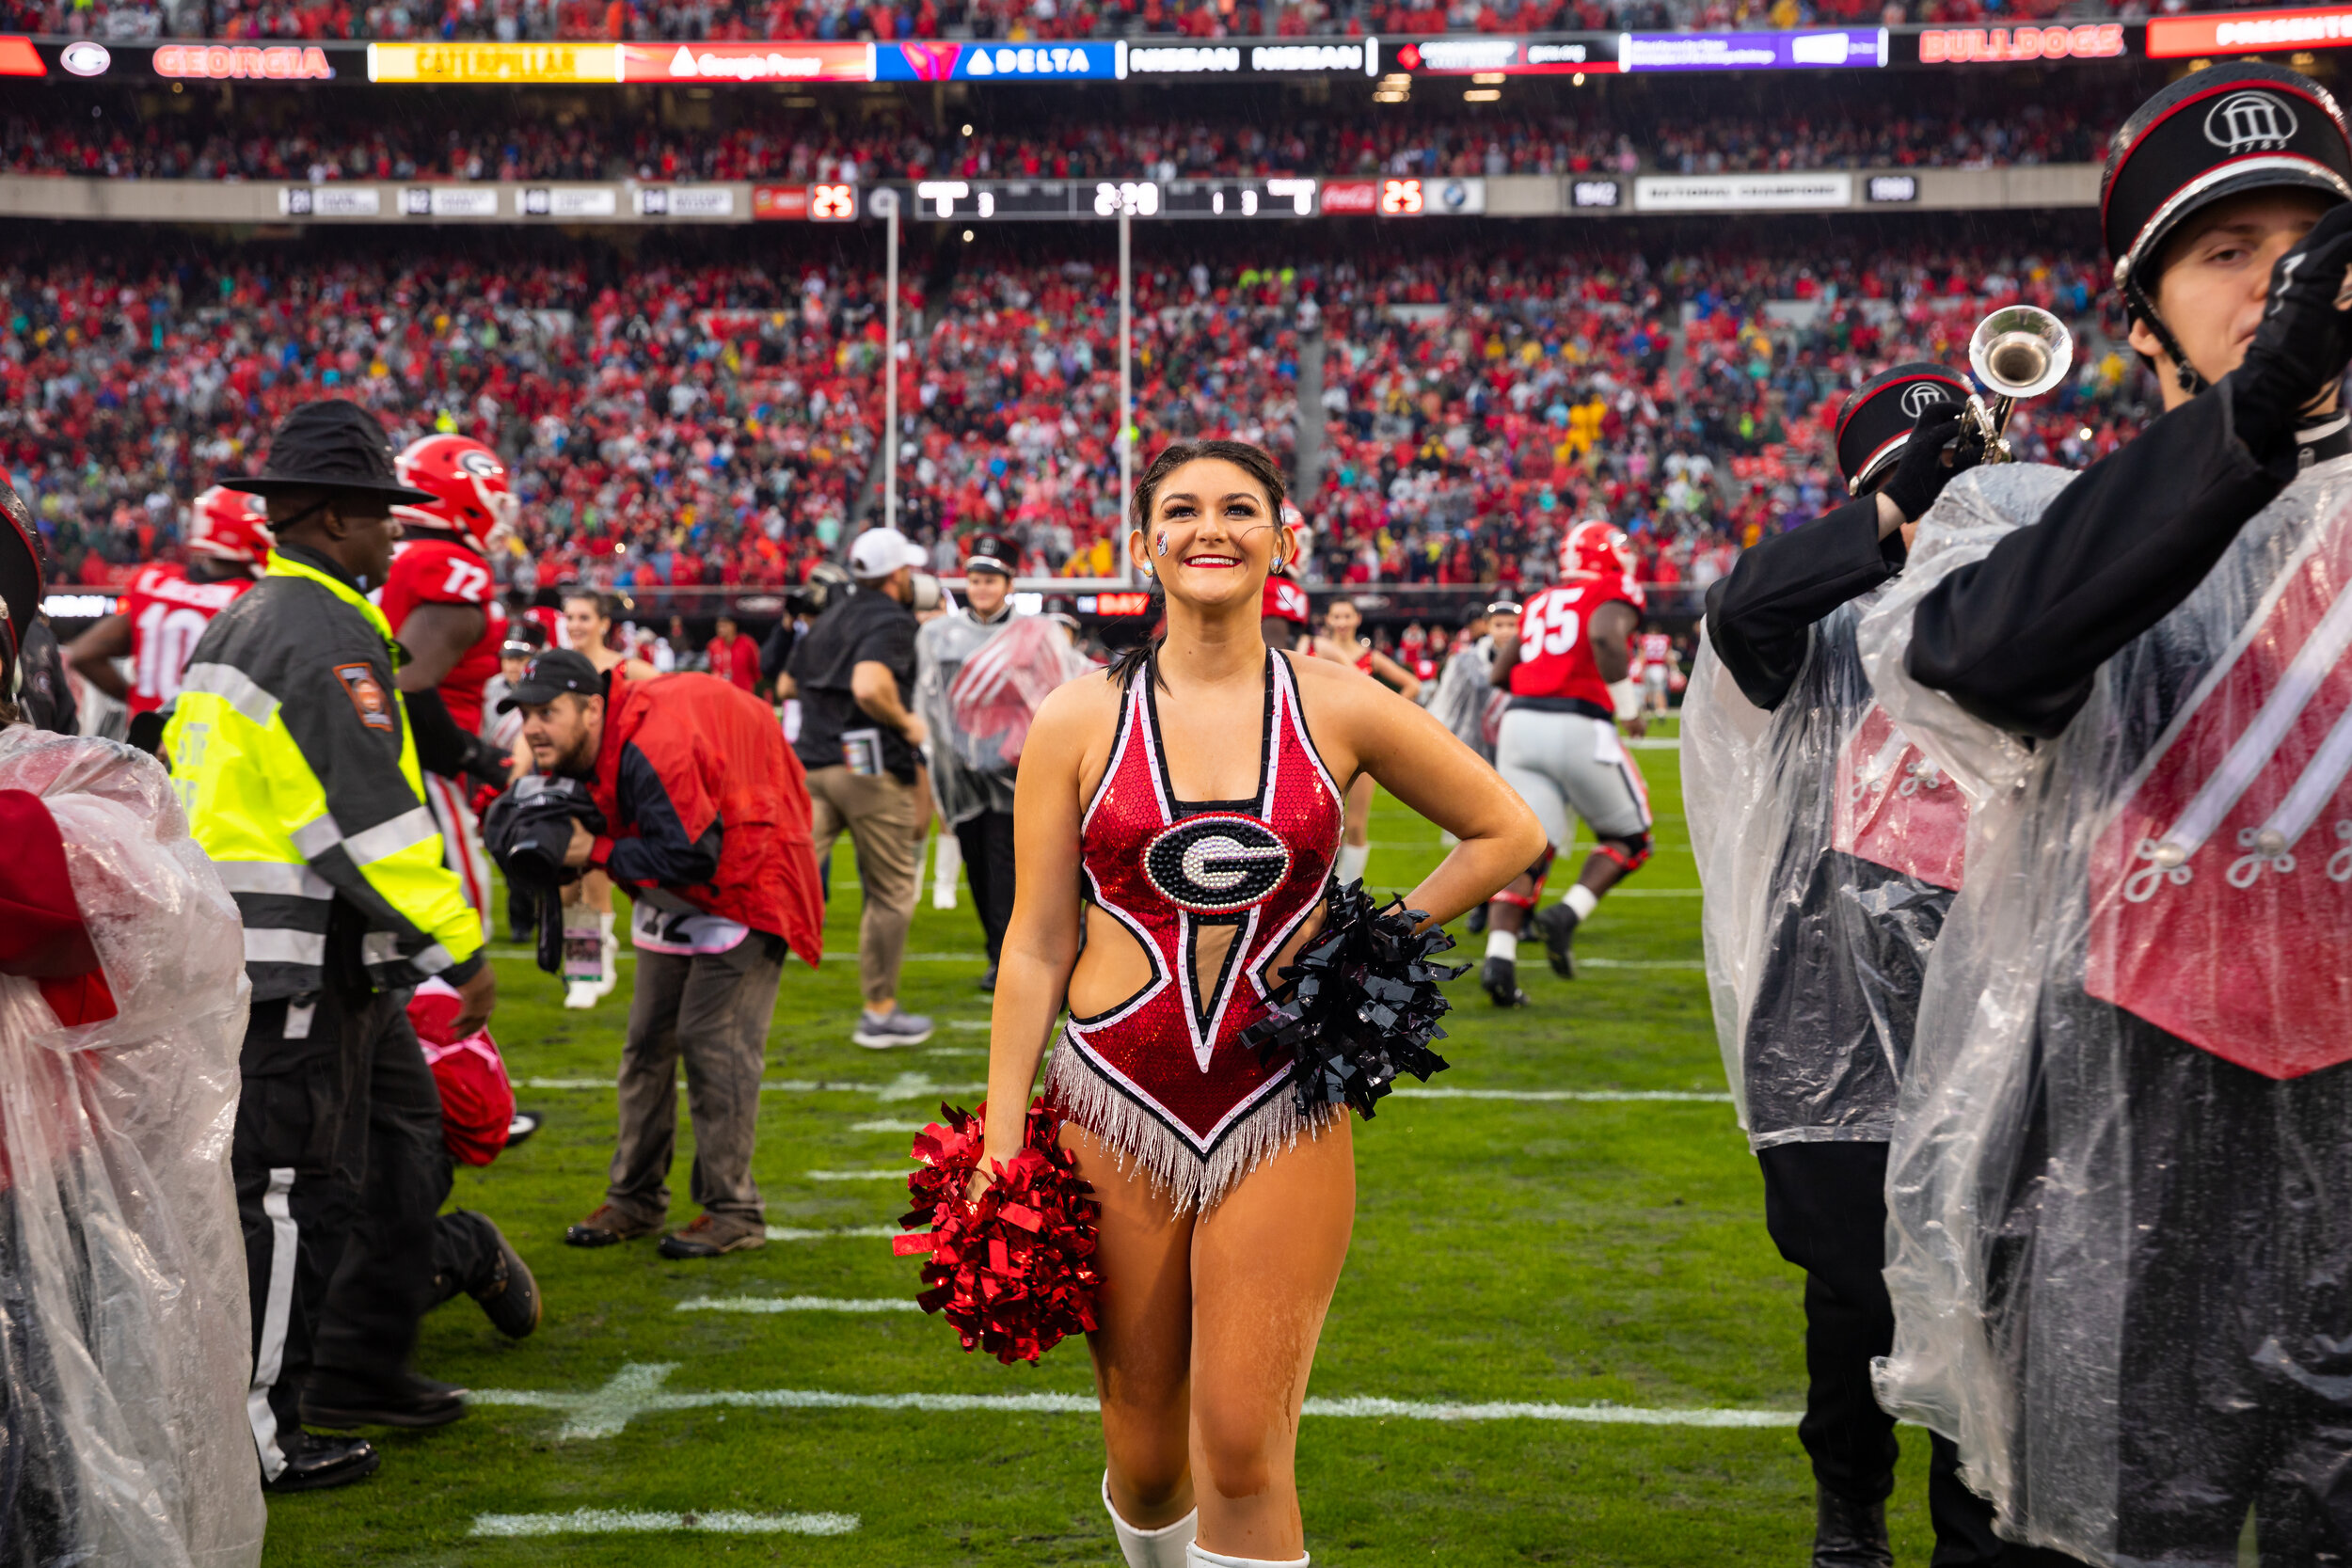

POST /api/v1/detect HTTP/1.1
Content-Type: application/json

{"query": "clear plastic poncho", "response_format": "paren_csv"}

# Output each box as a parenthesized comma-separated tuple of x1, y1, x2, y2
(915, 612, 1095, 827)
(0, 727, 262, 1568)
(1857, 459, 2352, 1565)
(1680, 479, 2065, 1148)
(1430, 640, 1508, 764)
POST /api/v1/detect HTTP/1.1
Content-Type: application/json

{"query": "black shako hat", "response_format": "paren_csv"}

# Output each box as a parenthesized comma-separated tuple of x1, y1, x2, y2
(222, 400, 437, 504)
(1834, 362, 1973, 495)
(0, 477, 40, 690)
(2103, 64, 2352, 294)
(499, 648, 605, 712)
(962, 531, 1016, 576)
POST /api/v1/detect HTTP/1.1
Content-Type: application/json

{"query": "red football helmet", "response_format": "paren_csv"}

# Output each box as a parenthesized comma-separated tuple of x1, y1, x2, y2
(393, 435, 518, 555)
(186, 485, 272, 565)
(1560, 518, 1638, 588)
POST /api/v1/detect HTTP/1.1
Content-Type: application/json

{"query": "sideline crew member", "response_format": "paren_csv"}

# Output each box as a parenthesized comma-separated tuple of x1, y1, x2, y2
(513, 650, 826, 1258)
(784, 526, 933, 1049)
(168, 401, 499, 1490)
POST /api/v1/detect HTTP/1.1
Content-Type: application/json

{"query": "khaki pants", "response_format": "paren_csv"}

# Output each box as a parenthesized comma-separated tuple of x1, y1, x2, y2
(605, 935, 786, 1235)
(805, 765, 921, 1005)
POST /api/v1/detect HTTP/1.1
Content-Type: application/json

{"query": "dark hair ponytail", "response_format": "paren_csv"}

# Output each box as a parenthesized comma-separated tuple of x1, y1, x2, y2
(1108, 438, 1290, 693)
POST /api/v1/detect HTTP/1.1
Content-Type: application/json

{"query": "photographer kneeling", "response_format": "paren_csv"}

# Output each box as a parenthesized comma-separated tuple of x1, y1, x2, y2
(496, 650, 825, 1259)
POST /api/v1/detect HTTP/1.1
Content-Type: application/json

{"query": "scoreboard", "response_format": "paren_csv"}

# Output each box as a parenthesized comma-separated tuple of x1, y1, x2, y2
(898, 176, 1486, 222)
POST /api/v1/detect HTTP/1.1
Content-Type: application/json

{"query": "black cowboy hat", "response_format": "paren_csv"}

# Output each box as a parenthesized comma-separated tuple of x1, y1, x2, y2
(221, 400, 437, 504)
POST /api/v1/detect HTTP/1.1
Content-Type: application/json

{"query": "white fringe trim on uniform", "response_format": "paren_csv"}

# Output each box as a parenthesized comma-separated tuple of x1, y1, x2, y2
(1043, 1035, 1335, 1214)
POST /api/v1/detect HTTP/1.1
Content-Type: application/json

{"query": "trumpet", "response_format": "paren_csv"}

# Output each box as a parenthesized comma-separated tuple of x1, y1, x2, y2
(1963, 304, 2074, 464)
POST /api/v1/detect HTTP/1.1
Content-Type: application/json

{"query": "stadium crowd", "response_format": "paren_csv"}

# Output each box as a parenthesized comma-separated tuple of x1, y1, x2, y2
(4, 240, 2144, 598)
(8, 0, 2227, 46)
(0, 101, 2117, 184)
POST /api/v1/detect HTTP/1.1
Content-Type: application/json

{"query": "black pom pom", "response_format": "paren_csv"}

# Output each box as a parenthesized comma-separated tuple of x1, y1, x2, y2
(1239, 879, 1466, 1120)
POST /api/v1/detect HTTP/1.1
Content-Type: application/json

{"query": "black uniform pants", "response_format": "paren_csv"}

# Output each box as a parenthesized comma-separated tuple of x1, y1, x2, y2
(2102, 1023, 2352, 1567)
(1759, 1140, 2076, 1566)
(954, 809, 1017, 964)
(234, 982, 464, 1477)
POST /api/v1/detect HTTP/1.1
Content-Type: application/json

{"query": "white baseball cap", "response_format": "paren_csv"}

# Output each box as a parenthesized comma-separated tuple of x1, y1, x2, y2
(848, 526, 927, 578)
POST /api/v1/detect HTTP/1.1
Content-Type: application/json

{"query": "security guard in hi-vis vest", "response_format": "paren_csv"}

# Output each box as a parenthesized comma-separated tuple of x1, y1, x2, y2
(168, 402, 507, 1496)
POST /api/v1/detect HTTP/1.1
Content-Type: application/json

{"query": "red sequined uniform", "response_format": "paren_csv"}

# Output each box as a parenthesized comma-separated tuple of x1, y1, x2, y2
(1044, 652, 1343, 1210)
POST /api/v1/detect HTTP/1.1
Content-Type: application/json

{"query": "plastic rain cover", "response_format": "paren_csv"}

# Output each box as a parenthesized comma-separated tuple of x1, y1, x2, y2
(0, 727, 261, 1568)
(1858, 458, 2352, 1566)
(1682, 471, 2074, 1148)
(916, 613, 1095, 827)
(1430, 640, 1507, 765)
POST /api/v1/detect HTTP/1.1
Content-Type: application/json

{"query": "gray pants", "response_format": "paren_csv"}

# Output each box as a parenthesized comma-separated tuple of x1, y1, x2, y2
(605, 934, 787, 1235)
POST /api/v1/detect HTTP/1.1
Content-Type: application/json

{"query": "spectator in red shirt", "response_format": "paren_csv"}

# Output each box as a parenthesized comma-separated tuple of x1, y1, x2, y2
(707, 614, 761, 694)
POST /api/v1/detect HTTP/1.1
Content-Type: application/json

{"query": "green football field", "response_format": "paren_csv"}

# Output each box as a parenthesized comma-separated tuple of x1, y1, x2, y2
(254, 723, 1953, 1566)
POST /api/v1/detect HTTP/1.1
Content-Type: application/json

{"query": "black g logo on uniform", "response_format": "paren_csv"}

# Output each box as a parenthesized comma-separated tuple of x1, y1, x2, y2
(1144, 814, 1293, 915)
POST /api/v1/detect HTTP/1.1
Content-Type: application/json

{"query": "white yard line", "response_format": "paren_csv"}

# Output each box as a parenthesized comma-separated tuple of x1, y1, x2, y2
(805, 1169, 914, 1182)
(519, 1074, 986, 1103)
(765, 1226, 900, 1242)
(472, 1364, 1797, 1442)
(1391, 1086, 1731, 1103)
(677, 1297, 921, 1314)
(470, 1509, 858, 1537)
(851, 1120, 929, 1134)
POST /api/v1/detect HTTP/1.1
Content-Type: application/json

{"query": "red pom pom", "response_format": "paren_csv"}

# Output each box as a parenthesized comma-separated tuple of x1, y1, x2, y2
(898, 1098, 1101, 1365)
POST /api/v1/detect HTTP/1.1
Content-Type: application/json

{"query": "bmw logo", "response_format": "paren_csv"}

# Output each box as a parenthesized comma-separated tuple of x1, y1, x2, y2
(1144, 814, 1292, 914)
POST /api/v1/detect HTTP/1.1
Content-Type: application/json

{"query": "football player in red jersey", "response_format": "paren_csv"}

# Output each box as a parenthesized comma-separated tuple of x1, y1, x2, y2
(1479, 519, 1653, 1005)
(66, 485, 270, 756)
(381, 434, 527, 943)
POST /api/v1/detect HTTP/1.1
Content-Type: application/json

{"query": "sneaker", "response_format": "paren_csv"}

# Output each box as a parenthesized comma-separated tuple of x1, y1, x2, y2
(262, 1432, 380, 1494)
(1534, 902, 1581, 980)
(658, 1214, 766, 1259)
(563, 979, 601, 1010)
(853, 1008, 934, 1049)
(564, 1204, 663, 1248)
(1480, 956, 1527, 1008)
(467, 1217, 543, 1339)
(302, 1370, 468, 1431)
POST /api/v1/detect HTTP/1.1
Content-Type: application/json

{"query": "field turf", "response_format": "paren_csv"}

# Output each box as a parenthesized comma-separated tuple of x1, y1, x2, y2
(255, 723, 1955, 1565)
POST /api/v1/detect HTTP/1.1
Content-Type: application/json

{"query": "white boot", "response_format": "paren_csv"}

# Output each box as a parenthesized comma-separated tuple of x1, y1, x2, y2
(931, 830, 962, 911)
(1104, 1473, 1196, 1568)
(1333, 841, 1370, 887)
(563, 907, 602, 1009)
(594, 910, 619, 999)
(1184, 1544, 1307, 1567)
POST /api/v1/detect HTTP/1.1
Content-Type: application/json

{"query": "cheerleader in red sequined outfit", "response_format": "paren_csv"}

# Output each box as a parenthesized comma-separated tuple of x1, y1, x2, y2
(979, 440, 1542, 1568)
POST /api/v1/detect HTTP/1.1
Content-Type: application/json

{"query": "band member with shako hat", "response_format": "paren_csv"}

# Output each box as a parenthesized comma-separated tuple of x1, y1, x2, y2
(65, 485, 271, 757)
(1687, 363, 2031, 1568)
(1860, 64, 2352, 1565)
